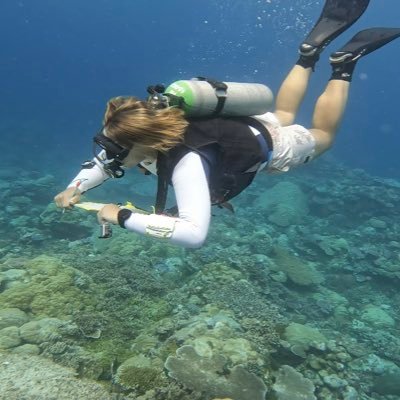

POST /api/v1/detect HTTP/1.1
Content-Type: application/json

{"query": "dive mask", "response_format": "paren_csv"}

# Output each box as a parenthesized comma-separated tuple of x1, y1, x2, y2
(93, 131, 130, 178)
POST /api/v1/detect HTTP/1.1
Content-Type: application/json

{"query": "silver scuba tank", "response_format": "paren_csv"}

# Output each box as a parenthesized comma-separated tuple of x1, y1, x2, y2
(163, 78, 274, 117)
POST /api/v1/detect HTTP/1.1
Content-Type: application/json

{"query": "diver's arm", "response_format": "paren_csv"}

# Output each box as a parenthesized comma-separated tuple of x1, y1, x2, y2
(67, 150, 111, 193)
(122, 152, 211, 248)
(55, 151, 112, 208)
(57, 148, 145, 208)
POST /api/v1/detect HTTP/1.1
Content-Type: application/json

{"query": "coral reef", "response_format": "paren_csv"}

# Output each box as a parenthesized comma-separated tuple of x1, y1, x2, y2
(165, 345, 268, 400)
(0, 351, 113, 399)
(1, 159, 400, 398)
(283, 322, 327, 356)
(254, 181, 309, 227)
(114, 354, 166, 392)
(271, 246, 324, 286)
(272, 364, 316, 400)
(0, 255, 97, 318)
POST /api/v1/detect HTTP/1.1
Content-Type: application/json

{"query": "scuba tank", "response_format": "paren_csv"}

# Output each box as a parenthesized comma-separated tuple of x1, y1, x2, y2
(148, 77, 274, 117)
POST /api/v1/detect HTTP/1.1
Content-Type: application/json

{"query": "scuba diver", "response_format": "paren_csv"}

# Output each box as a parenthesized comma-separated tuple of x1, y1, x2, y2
(54, 0, 400, 248)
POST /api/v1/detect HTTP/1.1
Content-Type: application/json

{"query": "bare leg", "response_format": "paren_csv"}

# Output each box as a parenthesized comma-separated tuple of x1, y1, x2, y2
(274, 65, 312, 127)
(310, 79, 350, 157)
(274, 0, 370, 127)
(309, 27, 400, 158)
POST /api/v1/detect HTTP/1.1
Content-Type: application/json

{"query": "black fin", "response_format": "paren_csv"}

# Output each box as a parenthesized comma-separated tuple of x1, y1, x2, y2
(330, 27, 400, 63)
(300, 0, 370, 56)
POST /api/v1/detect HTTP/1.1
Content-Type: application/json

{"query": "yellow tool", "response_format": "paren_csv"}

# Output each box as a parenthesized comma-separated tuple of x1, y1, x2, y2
(74, 201, 149, 214)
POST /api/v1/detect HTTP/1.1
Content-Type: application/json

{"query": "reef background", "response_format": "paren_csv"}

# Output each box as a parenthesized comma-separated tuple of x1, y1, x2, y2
(1, 1, 400, 399)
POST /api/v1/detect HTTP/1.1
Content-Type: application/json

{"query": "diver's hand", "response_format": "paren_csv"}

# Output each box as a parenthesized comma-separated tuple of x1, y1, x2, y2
(97, 204, 120, 225)
(54, 187, 82, 209)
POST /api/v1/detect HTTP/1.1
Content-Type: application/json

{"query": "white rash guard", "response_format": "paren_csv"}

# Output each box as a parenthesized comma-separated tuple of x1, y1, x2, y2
(124, 152, 211, 248)
(67, 151, 110, 192)
(68, 151, 212, 249)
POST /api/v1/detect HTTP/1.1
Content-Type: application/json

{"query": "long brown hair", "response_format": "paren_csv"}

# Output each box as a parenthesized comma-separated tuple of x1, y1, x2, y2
(103, 96, 188, 152)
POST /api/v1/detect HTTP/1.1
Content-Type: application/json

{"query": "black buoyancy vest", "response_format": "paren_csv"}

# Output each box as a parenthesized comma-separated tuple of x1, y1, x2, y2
(155, 117, 271, 213)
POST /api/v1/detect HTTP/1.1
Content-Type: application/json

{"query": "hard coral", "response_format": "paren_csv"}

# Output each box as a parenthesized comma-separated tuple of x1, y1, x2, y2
(114, 354, 166, 392)
(254, 181, 309, 227)
(0, 256, 97, 318)
(165, 345, 267, 400)
(272, 365, 316, 400)
(272, 246, 323, 286)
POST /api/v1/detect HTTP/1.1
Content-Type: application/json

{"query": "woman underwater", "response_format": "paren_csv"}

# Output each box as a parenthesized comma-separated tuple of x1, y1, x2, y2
(55, 0, 400, 248)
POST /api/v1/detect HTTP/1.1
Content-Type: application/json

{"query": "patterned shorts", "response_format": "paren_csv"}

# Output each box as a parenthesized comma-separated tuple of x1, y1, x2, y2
(253, 112, 316, 173)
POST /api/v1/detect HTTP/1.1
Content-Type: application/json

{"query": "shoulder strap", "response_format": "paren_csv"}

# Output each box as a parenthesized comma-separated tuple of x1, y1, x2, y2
(154, 144, 216, 214)
(154, 153, 169, 214)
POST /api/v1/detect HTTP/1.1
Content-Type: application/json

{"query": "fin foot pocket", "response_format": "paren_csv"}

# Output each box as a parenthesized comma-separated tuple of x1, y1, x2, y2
(330, 27, 400, 64)
(299, 0, 370, 56)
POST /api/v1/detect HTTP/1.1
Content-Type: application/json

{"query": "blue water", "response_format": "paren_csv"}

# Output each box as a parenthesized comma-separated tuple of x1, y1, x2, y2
(1, 0, 399, 178)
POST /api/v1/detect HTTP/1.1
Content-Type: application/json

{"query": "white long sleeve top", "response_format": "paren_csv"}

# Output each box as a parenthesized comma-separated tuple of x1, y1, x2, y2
(68, 151, 212, 248)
